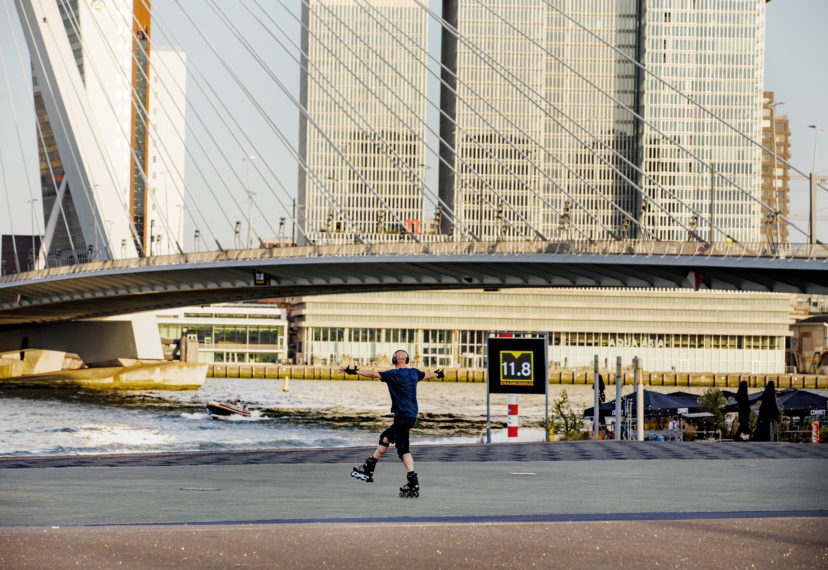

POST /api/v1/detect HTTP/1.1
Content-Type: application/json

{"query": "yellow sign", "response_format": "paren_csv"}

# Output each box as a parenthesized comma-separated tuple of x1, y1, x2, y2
(499, 350, 534, 386)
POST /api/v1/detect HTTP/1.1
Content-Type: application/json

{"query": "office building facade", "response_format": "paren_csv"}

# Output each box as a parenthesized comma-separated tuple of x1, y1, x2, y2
(760, 91, 790, 244)
(156, 304, 288, 364)
(292, 1, 775, 374)
(299, 0, 767, 244)
(292, 288, 793, 374)
(298, 0, 428, 245)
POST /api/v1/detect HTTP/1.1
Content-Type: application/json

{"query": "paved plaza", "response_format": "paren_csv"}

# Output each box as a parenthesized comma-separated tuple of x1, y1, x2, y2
(1, 441, 826, 568)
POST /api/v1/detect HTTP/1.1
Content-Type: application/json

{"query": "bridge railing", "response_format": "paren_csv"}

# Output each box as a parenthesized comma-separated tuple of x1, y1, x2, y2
(1, 240, 826, 283)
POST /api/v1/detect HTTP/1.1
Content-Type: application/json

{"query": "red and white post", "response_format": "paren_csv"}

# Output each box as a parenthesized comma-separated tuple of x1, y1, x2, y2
(507, 394, 519, 439)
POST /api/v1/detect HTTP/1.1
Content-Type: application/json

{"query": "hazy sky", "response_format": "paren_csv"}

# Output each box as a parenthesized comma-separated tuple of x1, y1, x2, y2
(1, 0, 826, 242)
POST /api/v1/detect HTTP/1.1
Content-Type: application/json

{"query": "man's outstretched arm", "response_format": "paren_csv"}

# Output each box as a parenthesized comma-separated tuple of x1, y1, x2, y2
(422, 369, 444, 381)
(340, 365, 381, 379)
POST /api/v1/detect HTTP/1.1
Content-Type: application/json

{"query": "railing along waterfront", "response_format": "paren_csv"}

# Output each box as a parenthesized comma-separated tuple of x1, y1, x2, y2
(1, 240, 827, 284)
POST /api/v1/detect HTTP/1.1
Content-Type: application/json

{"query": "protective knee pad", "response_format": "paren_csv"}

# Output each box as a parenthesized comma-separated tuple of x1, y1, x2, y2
(395, 440, 410, 458)
(378, 429, 393, 447)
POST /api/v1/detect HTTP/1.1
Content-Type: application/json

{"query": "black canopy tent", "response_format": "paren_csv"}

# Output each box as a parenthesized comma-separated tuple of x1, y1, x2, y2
(584, 390, 702, 417)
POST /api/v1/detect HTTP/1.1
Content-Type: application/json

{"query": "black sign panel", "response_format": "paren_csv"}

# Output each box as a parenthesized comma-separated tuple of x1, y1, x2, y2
(487, 336, 547, 394)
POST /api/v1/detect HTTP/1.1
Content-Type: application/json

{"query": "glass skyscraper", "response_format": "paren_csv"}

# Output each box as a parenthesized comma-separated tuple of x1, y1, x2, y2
(453, 0, 765, 243)
(299, 0, 767, 245)
(298, 0, 428, 245)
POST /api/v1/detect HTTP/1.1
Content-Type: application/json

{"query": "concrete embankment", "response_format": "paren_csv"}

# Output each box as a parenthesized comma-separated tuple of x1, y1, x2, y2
(208, 363, 828, 389)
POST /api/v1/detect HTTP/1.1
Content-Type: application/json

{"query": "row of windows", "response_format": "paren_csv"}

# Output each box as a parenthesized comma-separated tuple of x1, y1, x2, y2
(316, 327, 418, 344)
(182, 312, 283, 320)
(307, 327, 784, 353)
(158, 324, 282, 347)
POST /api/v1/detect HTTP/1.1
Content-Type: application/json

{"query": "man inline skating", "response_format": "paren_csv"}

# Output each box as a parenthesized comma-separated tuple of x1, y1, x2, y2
(340, 349, 443, 498)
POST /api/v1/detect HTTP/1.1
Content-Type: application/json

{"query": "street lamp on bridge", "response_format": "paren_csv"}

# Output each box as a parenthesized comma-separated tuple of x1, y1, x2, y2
(808, 125, 825, 244)
(243, 155, 256, 249)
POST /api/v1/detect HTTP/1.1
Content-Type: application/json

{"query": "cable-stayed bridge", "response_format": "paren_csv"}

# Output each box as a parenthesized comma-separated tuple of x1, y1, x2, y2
(0, 0, 826, 329)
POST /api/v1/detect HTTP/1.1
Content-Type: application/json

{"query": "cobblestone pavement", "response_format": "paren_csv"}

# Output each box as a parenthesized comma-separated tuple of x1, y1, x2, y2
(3, 440, 827, 469)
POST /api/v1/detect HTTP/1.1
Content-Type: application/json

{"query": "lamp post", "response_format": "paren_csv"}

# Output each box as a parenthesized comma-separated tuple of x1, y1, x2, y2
(769, 101, 783, 245)
(176, 203, 183, 252)
(27, 198, 39, 269)
(808, 125, 823, 174)
(808, 125, 824, 245)
(243, 155, 256, 248)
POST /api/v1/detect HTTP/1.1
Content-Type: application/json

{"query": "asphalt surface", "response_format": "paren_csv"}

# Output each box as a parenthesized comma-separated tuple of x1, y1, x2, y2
(1, 441, 827, 568)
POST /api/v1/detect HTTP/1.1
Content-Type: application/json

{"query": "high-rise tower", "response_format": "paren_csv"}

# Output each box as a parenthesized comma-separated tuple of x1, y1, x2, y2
(298, 0, 428, 245)
(299, 0, 767, 245)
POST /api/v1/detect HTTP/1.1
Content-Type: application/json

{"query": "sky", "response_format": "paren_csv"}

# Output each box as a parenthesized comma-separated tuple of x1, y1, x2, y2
(0, 0, 826, 244)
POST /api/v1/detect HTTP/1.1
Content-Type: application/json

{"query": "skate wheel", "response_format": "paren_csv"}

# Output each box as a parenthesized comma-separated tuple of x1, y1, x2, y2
(350, 471, 372, 483)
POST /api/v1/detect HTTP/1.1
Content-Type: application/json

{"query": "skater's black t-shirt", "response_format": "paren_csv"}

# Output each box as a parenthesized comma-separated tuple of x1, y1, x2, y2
(378, 368, 425, 418)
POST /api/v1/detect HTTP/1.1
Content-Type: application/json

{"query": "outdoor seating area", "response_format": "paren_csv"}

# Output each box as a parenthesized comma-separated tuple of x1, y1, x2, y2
(584, 387, 828, 442)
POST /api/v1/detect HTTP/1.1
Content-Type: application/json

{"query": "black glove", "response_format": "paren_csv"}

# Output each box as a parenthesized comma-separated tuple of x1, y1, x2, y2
(435, 369, 444, 379)
(344, 365, 359, 375)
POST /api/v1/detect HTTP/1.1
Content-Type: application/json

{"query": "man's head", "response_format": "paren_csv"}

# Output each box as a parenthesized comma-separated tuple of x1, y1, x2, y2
(392, 349, 409, 367)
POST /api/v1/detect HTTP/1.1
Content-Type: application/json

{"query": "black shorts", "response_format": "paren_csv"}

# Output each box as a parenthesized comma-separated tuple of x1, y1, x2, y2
(380, 416, 417, 457)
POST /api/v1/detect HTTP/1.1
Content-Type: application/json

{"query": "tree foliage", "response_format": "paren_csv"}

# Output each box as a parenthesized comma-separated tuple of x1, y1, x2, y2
(698, 387, 727, 432)
(551, 390, 585, 440)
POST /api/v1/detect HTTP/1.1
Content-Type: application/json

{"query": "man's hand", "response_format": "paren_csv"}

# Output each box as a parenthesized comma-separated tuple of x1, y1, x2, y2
(343, 365, 359, 375)
(435, 369, 444, 379)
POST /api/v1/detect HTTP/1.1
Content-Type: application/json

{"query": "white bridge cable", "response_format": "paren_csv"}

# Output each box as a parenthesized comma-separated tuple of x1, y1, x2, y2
(0, 45, 22, 272)
(546, 0, 825, 191)
(258, 0, 481, 242)
(0, 13, 42, 267)
(57, 0, 183, 256)
(420, 0, 708, 243)
(0, 144, 21, 272)
(170, 0, 369, 246)
(124, 0, 282, 251)
(306, 0, 552, 241)
(34, 109, 79, 265)
(350, 0, 595, 241)
(10, 0, 111, 257)
(204, 0, 408, 244)
(296, 0, 547, 242)
(139, 17, 314, 249)
(30, 0, 145, 258)
(4, 1, 79, 266)
(459, 0, 705, 241)
(542, 0, 812, 240)
(130, 0, 305, 248)
(252, 0, 481, 242)
(421, 0, 651, 241)
(246, 2, 465, 241)
(15, 0, 143, 260)
(360, 0, 637, 242)
(300, 0, 545, 242)
(122, 1, 274, 252)
(84, 1, 190, 254)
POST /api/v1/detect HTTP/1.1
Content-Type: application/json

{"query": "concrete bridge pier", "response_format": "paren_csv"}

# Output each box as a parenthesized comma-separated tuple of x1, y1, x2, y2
(0, 313, 163, 365)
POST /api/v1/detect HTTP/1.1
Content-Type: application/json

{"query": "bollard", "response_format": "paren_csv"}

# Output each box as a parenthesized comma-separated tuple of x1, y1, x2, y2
(592, 355, 600, 439)
(283, 377, 290, 392)
(636, 370, 644, 441)
(614, 356, 622, 441)
(507, 394, 519, 439)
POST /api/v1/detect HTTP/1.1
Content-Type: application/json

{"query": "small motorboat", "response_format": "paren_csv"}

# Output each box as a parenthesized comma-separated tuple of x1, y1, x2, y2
(206, 399, 251, 418)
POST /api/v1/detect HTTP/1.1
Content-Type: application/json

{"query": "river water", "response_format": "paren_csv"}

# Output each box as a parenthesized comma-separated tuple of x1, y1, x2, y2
(0, 378, 709, 457)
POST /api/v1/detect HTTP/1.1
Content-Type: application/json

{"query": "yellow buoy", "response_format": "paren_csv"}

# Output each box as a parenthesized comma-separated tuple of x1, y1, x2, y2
(282, 377, 290, 392)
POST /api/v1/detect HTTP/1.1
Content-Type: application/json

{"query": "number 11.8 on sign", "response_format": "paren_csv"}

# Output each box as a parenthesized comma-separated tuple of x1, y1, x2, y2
(499, 350, 534, 385)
